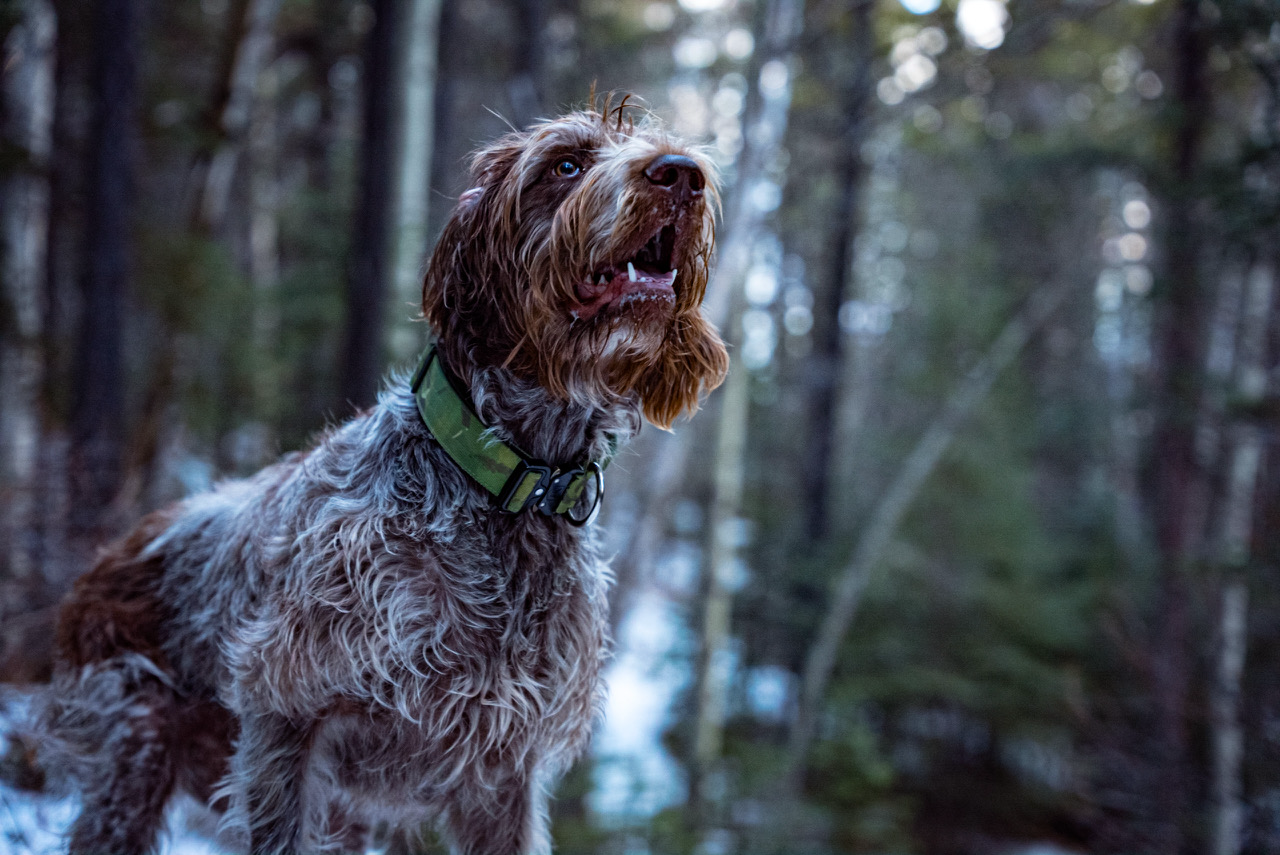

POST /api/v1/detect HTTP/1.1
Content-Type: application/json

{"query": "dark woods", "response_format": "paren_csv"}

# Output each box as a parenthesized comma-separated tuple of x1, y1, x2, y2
(2, 1, 1280, 854)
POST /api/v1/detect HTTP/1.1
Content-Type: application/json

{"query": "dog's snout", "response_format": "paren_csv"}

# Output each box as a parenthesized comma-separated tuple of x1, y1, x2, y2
(644, 154, 705, 200)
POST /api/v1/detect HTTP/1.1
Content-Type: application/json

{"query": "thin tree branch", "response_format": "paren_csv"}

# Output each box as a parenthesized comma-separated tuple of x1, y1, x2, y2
(786, 279, 1074, 781)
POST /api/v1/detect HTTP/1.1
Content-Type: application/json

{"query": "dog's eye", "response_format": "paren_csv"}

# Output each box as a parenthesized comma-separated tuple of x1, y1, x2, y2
(552, 158, 582, 178)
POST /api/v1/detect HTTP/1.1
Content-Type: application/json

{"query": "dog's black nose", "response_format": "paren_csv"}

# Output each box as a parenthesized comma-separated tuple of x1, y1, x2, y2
(644, 154, 705, 201)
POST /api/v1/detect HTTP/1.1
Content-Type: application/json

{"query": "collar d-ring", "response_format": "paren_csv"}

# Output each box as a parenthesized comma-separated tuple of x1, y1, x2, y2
(565, 462, 604, 527)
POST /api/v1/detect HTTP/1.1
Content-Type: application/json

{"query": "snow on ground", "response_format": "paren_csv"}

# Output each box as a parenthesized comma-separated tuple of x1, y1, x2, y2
(591, 586, 692, 819)
(0, 778, 77, 855)
(0, 688, 225, 855)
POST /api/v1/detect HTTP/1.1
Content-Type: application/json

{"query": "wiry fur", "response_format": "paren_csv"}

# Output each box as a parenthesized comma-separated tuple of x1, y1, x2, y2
(424, 107, 726, 428)
(37, 107, 727, 855)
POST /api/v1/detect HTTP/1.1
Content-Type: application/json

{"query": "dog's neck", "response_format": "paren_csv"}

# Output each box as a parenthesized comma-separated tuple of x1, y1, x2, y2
(433, 338, 642, 467)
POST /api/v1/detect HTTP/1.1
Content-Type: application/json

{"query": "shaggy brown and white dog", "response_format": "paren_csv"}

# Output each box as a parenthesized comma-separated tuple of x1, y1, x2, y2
(38, 107, 727, 854)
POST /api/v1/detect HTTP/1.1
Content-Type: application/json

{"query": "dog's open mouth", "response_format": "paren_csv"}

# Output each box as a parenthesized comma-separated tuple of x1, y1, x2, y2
(571, 225, 678, 321)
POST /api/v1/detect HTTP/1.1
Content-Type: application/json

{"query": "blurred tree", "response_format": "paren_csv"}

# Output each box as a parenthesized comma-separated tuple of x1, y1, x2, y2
(193, 0, 284, 234)
(0, 0, 54, 585)
(789, 277, 1073, 785)
(1210, 260, 1272, 855)
(340, 0, 400, 410)
(689, 1, 802, 844)
(1144, 4, 1212, 848)
(387, 0, 443, 365)
(509, 0, 546, 126)
(68, 0, 138, 549)
(801, 0, 874, 544)
(0, 0, 55, 685)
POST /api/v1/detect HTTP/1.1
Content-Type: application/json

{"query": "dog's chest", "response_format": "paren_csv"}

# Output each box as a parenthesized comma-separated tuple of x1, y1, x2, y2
(320, 545, 610, 800)
(432, 533, 609, 727)
(414, 521, 606, 697)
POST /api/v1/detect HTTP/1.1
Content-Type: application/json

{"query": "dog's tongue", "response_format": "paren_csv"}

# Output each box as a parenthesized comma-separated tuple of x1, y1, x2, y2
(573, 267, 676, 320)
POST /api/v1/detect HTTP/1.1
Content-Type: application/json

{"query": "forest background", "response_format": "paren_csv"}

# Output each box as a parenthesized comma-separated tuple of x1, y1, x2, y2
(2, 0, 1280, 853)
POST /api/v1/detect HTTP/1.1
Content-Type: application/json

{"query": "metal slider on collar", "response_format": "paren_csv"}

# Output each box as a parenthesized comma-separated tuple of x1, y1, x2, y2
(497, 461, 604, 526)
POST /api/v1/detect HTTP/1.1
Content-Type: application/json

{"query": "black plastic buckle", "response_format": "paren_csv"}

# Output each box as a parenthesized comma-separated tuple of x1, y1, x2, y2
(497, 460, 553, 513)
(535, 467, 584, 516)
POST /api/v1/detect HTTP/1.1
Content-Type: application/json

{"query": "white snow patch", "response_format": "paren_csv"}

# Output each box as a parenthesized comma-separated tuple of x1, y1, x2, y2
(591, 588, 690, 818)
(0, 689, 229, 855)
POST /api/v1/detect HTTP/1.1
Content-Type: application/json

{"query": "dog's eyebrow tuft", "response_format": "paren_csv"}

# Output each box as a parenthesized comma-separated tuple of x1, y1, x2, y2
(544, 144, 594, 166)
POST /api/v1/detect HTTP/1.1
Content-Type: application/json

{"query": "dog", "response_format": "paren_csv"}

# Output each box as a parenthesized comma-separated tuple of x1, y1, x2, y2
(38, 106, 728, 854)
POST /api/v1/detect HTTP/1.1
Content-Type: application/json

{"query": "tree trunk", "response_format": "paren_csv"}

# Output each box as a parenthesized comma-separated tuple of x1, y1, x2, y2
(508, 0, 544, 128)
(68, 0, 139, 548)
(684, 3, 804, 841)
(0, 0, 85, 682)
(194, 0, 283, 234)
(115, 0, 283, 514)
(426, 0, 459, 239)
(340, 0, 400, 410)
(1210, 261, 1273, 855)
(608, 0, 802, 639)
(41, 0, 86, 397)
(32, 0, 92, 591)
(247, 61, 281, 424)
(299, 0, 344, 192)
(787, 281, 1072, 783)
(688, 341, 750, 830)
(1, 0, 55, 584)
(1148, 3, 1211, 847)
(387, 0, 442, 365)
(801, 0, 875, 543)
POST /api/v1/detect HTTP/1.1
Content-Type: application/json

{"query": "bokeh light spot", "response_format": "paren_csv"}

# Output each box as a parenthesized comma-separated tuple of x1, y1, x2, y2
(1123, 200, 1151, 229)
(674, 36, 718, 69)
(643, 2, 676, 30)
(956, 0, 1009, 50)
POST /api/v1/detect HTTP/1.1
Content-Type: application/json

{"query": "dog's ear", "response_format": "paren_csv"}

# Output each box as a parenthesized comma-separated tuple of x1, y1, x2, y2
(638, 312, 729, 429)
(422, 190, 483, 330)
(422, 135, 530, 337)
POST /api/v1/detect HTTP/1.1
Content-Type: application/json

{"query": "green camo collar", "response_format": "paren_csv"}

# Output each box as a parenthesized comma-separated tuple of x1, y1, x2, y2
(410, 346, 610, 524)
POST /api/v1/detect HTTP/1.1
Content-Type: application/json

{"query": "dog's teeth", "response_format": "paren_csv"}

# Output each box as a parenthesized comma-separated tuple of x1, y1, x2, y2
(672, 268, 678, 283)
(627, 262, 637, 282)
(598, 274, 609, 286)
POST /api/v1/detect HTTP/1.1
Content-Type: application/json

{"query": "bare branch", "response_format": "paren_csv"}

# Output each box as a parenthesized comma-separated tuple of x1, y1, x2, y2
(787, 280, 1075, 780)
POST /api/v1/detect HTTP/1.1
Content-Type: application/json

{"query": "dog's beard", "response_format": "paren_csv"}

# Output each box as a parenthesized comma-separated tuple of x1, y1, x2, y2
(532, 285, 673, 393)
(584, 309, 670, 363)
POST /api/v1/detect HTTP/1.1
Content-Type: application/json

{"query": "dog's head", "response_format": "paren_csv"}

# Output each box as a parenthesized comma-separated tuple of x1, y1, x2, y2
(422, 107, 729, 428)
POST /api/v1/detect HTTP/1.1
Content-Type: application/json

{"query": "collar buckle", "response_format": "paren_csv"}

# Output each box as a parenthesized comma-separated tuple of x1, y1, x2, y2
(416, 344, 610, 524)
(536, 467, 584, 516)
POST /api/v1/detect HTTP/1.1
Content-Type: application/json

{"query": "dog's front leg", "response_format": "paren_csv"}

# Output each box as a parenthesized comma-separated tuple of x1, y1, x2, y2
(230, 710, 316, 854)
(442, 774, 550, 855)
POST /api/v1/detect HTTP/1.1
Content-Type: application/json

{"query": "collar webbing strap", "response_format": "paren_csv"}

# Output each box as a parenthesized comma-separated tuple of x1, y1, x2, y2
(411, 347, 610, 522)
